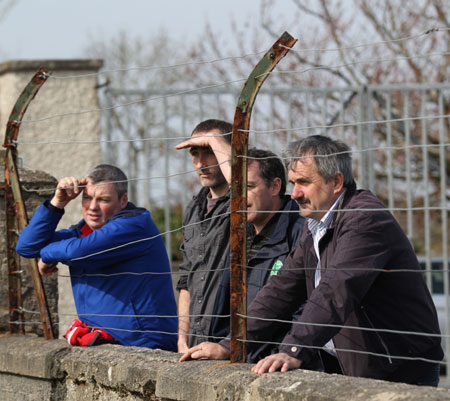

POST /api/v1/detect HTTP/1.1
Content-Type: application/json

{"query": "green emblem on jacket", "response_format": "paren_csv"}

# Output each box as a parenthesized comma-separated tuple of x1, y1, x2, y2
(270, 260, 283, 276)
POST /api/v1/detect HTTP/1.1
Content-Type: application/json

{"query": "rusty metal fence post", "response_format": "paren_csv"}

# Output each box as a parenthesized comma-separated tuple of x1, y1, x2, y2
(3, 68, 55, 339)
(230, 32, 297, 362)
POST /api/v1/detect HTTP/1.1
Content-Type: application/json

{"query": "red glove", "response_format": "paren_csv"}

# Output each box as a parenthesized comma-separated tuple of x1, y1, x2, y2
(65, 319, 116, 346)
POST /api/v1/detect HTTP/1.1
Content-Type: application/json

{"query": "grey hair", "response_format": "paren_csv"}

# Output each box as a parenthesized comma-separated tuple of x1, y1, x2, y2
(86, 164, 128, 198)
(283, 135, 354, 187)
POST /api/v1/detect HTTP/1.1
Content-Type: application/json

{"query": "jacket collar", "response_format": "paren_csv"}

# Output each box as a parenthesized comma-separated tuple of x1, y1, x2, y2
(193, 186, 230, 204)
(328, 181, 357, 230)
(259, 196, 302, 245)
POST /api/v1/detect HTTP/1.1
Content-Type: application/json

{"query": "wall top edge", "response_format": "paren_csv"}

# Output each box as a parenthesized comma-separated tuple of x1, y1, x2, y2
(0, 59, 104, 75)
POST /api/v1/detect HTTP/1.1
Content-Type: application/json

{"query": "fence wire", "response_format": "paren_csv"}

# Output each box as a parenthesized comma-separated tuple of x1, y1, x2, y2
(6, 27, 450, 379)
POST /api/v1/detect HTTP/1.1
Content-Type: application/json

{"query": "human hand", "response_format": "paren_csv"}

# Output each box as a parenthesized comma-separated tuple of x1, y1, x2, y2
(38, 258, 58, 276)
(175, 134, 215, 151)
(251, 353, 301, 375)
(179, 342, 230, 362)
(50, 176, 87, 209)
(176, 132, 232, 185)
(175, 128, 232, 151)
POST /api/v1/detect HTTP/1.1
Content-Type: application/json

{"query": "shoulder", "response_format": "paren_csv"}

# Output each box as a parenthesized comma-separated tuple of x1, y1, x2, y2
(112, 202, 148, 219)
(343, 190, 387, 217)
(347, 189, 385, 207)
(182, 190, 203, 225)
(184, 187, 209, 212)
(269, 197, 304, 245)
(283, 197, 300, 214)
(283, 197, 305, 229)
(108, 204, 154, 230)
(337, 189, 396, 231)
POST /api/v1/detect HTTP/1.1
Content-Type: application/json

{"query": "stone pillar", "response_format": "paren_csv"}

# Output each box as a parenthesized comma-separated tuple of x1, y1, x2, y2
(0, 59, 104, 336)
(0, 166, 58, 336)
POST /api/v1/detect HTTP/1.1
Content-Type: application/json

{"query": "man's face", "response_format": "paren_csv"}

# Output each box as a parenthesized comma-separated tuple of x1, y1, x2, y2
(190, 130, 227, 190)
(247, 161, 280, 227)
(81, 179, 128, 230)
(288, 158, 340, 221)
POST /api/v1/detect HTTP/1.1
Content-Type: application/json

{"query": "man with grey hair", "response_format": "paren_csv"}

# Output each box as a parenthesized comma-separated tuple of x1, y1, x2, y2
(180, 135, 443, 386)
(17, 164, 178, 350)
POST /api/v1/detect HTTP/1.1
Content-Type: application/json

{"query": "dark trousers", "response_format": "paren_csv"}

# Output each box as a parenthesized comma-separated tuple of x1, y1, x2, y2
(414, 364, 440, 387)
(320, 350, 343, 375)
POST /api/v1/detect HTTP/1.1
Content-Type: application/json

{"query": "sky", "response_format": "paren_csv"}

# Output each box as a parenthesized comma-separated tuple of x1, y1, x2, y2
(0, 0, 269, 61)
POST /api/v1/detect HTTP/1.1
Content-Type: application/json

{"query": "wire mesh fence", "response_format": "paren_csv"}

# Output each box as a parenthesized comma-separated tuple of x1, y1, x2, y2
(5, 31, 450, 384)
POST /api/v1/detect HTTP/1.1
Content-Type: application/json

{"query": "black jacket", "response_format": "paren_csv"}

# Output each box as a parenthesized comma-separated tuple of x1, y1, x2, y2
(210, 197, 305, 362)
(221, 185, 443, 383)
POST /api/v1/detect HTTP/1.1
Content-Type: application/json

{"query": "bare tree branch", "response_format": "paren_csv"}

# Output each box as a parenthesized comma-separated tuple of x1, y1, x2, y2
(0, 0, 18, 23)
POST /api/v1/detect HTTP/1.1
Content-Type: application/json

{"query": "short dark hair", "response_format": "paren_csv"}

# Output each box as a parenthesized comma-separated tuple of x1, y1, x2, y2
(247, 148, 286, 198)
(284, 135, 354, 187)
(86, 164, 128, 198)
(192, 119, 232, 144)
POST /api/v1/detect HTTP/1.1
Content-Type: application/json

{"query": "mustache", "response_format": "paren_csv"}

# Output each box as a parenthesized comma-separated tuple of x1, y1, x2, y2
(296, 198, 310, 206)
(197, 166, 213, 174)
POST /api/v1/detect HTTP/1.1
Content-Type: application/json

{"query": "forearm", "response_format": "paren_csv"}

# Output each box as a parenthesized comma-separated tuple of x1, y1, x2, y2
(178, 289, 191, 351)
(16, 202, 64, 258)
(209, 137, 232, 184)
(50, 195, 68, 209)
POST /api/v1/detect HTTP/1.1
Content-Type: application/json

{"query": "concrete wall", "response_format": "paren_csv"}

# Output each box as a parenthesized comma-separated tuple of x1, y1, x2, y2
(0, 59, 104, 335)
(0, 336, 449, 401)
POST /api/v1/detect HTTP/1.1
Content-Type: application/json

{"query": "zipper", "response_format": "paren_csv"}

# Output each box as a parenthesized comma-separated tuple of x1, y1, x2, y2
(361, 306, 393, 364)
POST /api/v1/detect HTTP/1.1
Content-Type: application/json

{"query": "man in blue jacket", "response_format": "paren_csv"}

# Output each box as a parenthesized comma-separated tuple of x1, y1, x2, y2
(16, 164, 177, 350)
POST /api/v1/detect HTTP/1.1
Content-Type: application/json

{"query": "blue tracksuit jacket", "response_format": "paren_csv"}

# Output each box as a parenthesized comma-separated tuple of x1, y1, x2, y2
(16, 201, 177, 350)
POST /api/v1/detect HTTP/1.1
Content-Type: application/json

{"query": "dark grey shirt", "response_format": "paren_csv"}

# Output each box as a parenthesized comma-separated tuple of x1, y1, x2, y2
(177, 187, 230, 347)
